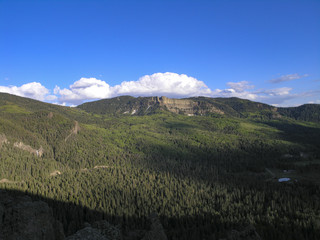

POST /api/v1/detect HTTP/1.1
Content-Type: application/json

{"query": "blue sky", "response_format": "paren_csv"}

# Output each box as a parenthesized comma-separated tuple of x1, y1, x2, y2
(0, 0, 319, 106)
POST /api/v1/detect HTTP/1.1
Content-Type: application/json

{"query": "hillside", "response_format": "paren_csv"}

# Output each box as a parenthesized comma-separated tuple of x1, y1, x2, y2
(1, 92, 320, 240)
(78, 95, 320, 122)
(77, 95, 275, 117)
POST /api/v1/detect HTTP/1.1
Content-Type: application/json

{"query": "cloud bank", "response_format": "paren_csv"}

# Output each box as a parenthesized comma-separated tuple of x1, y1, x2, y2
(54, 78, 113, 105)
(0, 82, 56, 101)
(0, 72, 316, 107)
(53, 72, 213, 105)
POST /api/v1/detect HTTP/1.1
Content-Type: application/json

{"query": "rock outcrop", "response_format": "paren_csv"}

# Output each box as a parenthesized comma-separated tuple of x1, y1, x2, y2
(0, 133, 8, 147)
(66, 220, 122, 240)
(13, 141, 44, 157)
(66, 227, 108, 240)
(220, 224, 262, 240)
(141, 212, 167, 240)
(65, 121, 80, 142)
(0, 190, 65, 240)
(50, 170, 62, 177)
(153, 96, 224, 116)
(77, 95, 226, 116)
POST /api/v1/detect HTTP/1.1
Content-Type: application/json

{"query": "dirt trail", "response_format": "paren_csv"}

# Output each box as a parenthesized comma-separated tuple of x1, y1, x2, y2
(0, 178, 19, 184)
(65, 121, 80, 142)
(93, 165, 110, 169)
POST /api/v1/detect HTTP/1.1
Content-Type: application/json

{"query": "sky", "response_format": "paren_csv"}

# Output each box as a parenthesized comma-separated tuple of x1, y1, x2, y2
(0, 0, 319, 107)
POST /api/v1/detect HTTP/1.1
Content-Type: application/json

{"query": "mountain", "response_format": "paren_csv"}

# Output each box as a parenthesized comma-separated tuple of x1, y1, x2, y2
(278, 104, 320, 122)
(78, 95, 320, 122)
(77, 95, 275, 117)
(1, 92, 320, 240)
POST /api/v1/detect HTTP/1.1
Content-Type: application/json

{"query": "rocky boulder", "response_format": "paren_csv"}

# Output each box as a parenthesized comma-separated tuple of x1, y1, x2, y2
(220, 224, 262, 240)
(0, 190, 65, 240)
(141, 212, 167, 240)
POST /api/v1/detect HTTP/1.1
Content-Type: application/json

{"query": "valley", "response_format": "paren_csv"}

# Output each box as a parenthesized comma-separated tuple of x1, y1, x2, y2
(0, 93, 320, 239)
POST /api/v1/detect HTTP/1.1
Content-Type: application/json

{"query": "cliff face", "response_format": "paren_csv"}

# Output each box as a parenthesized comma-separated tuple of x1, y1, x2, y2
(0, 134, 8, 147)
(78, 96, 226, 116)
(154, 96, 224, 116)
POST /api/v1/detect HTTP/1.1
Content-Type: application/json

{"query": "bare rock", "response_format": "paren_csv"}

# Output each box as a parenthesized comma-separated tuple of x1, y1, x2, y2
(92, 220, 122, 240)
(0, 133, 8, 147)
(0, 190, 65, 240)
(13, 141, 44, 157)
(141, 212, 167, 240)
(67, 220, 122, 240)
(220, 224, 262, 240)
(66, 227, 108, 240)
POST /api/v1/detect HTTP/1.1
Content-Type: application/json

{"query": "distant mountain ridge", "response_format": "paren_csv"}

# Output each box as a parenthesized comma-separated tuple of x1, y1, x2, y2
(1, 92, 320, 122)
(77, 95, 320, 122)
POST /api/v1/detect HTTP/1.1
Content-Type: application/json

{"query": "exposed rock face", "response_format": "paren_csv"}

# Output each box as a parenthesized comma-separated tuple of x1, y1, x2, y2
(67, 220, 122, 240)
(154, 96, 224, 116)
(78, 95, 227, 116)
(50, 170, 62, 177)
(65, 121, 80, 142)
(0, 133, 8, 147)
(0, 190, 65, 240)
(66, 227, 108, 240)
(92, 220, 122, 240)
(48, 111, 54, 118)
(141, 212, 168, 240)
(220, 224, 262, 240)
(13, 141, 44, 157)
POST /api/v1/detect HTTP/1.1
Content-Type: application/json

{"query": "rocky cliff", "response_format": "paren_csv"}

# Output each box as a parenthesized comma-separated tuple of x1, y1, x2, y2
(154, 96, 224, 116)
(77, 95, 320, 121)
(77, 96, 226, 116)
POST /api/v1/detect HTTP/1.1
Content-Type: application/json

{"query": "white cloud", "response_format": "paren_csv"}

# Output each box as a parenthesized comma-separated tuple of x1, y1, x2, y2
(54, 78, 113, 105)
(226, 81, 254, 92)
(53, 76, 299, 106)
(255, 87, 295, 106)
(212, 88, 258, 100)
(54, 73, 212, 105)
(268, 73, 308, 84)
(0, 82, 51, 101)
(3, 72, 318, 107)
(258, 87, 292, 96)
(212, 81, 257, 100)
(114, 72, 212, 97)
(46, 95, 58, 101)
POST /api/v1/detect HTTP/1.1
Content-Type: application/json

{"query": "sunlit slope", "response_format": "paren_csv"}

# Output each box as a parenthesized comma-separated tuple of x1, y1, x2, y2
(78, 95, 320, 122)
(1, 92, 320, 239)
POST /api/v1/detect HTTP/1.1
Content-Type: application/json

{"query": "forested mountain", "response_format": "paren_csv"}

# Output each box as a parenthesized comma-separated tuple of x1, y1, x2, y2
(1, 92, 320, 240)
(78, 95, 320, 122)
(278, 104, 320, 122)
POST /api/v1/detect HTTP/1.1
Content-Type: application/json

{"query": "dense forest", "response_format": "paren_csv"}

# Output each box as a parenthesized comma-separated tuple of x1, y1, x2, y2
(0, 92, 320, 239)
